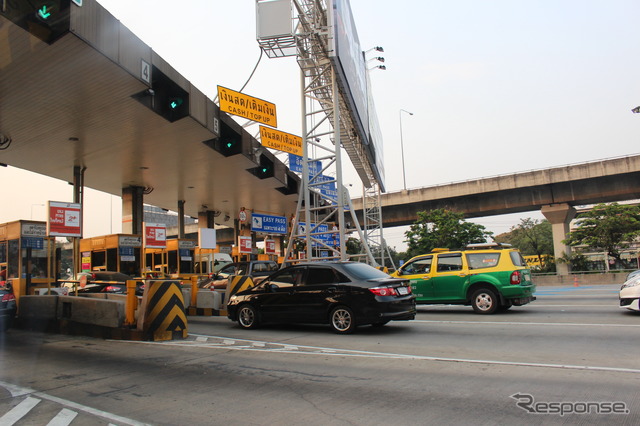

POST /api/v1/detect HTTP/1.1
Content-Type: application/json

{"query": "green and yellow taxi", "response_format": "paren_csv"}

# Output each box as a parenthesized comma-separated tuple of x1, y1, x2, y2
(391, 243, 536, 314)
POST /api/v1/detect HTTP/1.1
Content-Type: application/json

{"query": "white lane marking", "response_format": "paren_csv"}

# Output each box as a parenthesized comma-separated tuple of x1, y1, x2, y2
(46, 408, 78, 426)
(0, 396, 41, 425)
(0, 381, 150, 426)
(412, 320, 640, 327)
(127, 333, 640, 375)
(528, 304, 615, 307)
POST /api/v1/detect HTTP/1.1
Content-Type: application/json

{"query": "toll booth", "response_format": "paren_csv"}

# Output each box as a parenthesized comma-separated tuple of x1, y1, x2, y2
(145, 239, 196, 277)
(0, 220, 55, 297)
(79, 234, 142, 276)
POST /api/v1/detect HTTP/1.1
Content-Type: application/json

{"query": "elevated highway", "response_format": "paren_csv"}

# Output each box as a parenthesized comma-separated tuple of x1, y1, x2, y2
(352, 154, 640, 227)
(351, 154, 640, 274)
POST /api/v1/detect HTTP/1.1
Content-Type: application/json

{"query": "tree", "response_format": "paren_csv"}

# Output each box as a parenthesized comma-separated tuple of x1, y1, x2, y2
(345, 237, 363, 255)
(563, 203, 640, 266)
(495, 218, 553, 270)
(404, 209, 492, 259)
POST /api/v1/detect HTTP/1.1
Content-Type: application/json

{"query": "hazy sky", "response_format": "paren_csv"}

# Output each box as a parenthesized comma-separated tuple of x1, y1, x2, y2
(2, 0, 639, 250)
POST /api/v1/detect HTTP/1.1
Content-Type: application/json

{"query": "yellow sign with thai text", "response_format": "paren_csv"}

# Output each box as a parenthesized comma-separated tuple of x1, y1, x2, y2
(217, 86, 277, 127)
(259, 126, 303, 156)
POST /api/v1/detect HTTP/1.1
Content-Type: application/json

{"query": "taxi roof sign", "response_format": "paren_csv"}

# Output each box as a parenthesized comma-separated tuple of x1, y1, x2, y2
(218, 86, 277, 127)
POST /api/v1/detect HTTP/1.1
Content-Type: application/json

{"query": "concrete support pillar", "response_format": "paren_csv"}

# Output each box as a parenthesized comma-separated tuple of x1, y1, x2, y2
(122, 186, 144, 235)
(73, 166, 86, 274)
(197, 211, 217, 229)
(177, 200, 186, 239)
(541, 203, 576, 276)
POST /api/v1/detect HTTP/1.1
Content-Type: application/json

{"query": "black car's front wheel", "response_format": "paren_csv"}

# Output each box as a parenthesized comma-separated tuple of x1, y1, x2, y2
(237, 304, 260, 329)
(329, 306, 356, 334)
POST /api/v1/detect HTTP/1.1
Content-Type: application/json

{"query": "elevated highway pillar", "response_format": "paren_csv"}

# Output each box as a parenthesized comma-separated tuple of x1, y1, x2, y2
(541, 203, 576, 276)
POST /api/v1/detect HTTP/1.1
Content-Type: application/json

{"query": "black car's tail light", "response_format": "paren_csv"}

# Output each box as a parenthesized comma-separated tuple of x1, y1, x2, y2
(1, 293, 15, 302)
(369, 287, 398, 296)
(103, 286, 121, 293)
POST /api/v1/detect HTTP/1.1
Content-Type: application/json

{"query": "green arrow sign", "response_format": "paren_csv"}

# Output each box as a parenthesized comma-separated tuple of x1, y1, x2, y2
(38, 5, 51, 19)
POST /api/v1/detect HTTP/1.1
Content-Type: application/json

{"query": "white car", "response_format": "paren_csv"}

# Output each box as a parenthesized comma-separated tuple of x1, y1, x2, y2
(620, 275, 640, 311)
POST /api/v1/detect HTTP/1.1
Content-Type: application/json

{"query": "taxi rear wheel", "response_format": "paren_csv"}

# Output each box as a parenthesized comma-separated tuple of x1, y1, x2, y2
(470, 288, 498, 314)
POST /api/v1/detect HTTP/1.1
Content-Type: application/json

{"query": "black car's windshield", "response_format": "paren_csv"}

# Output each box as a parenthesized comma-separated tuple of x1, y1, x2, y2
(342, 263, 390, 280)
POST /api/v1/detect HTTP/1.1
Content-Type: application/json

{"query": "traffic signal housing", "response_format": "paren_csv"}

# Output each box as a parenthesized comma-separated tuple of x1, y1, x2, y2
(277, 171, 299, 195)
(217, 120, 243, 157)
(132, 66, 190, 122)
(249, 155, 275, 179)
(1, 0, 71, 44)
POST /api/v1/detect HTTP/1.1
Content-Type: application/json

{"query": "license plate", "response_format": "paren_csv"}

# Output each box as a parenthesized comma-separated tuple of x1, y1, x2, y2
(397, 287, 409, 295)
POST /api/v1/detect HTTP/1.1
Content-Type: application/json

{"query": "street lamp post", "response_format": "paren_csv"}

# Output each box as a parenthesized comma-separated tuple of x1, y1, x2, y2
(399, 109, 413, 190)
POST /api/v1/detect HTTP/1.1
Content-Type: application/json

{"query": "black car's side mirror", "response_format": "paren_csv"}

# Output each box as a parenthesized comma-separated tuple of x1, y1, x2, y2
(264, 283, 279, 292)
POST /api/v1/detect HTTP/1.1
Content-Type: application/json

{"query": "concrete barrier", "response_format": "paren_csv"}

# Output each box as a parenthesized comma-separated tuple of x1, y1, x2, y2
(58, 295, 125, 328)
(533, 273, 629, 286)
(18, 295, 58, 319)
(197, 290, 222, 310)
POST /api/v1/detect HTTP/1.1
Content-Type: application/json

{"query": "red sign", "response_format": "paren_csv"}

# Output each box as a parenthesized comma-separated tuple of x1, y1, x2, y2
(265, 239, 276, 255)
(47, 201, 82, 237)
(239, 207, 247, 223)
(145, 223, 167, 248)
(239, 236, 252, 254)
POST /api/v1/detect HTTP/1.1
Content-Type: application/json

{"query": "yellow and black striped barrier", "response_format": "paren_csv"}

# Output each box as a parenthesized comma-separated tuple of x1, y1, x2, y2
(140, 280, 187, 341)
(219, 275, 255, 316)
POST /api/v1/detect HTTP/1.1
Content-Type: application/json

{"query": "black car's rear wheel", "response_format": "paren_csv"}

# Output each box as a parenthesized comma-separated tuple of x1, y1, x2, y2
(237, 304, 260, 329)
(329, 306, 356, 334)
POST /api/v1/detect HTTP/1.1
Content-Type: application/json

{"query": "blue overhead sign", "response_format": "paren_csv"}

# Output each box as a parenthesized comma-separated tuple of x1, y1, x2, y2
(298, 222, 340, 248)
(288, 154, 321, 176)
(251, 213, 288, 235)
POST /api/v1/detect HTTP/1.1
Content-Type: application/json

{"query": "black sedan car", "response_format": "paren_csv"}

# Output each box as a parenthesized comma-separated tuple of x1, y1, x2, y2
(227, 262, 416, 334)
(61, 271, 143, 295)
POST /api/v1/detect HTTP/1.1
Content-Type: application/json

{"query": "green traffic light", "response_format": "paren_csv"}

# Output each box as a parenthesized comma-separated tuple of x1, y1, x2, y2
(38, 5, 52, 19)
(169, 98, 183, 110)
(226, 142, 233, 148)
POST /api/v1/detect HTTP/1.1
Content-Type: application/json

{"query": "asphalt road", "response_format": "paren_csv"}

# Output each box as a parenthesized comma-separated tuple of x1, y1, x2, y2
(1, 284, 639, 425)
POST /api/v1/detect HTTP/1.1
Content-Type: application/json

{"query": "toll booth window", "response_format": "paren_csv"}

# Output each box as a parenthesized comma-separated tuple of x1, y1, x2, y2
(92, 251, 106, 271)
(7, 240, 19, 279)
(179, 249, 193, 274)
(0, 241, 6, 263)
(106, 248, 118, 271)
(152, 253, 164, 272)
(168, 251, 178, 274)
(24, 244, 48, 278)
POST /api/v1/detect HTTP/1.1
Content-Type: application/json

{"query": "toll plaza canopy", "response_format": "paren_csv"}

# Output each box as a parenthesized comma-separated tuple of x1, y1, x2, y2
(0, 0, 299, 221)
